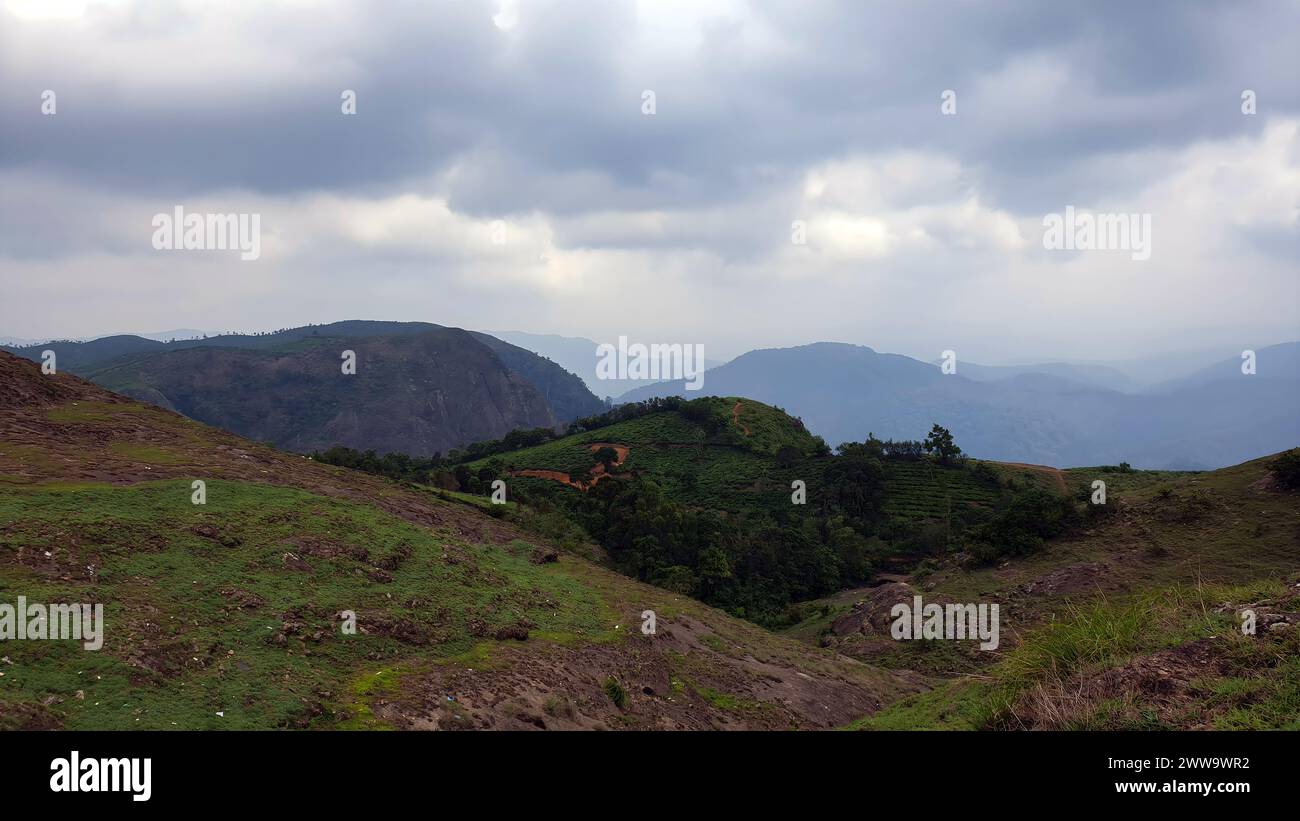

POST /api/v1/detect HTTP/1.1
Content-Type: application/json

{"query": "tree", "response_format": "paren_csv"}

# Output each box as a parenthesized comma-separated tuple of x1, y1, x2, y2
(1268, 448, 1300, 489)
(592, 446, 619, 471)
(923, 423, 961, 466)
(453, 463, 472, 491)
(775, 445, 802, 468)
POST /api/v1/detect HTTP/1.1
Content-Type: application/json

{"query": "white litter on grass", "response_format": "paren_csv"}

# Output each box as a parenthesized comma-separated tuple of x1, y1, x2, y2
(216, 711, 224, 717)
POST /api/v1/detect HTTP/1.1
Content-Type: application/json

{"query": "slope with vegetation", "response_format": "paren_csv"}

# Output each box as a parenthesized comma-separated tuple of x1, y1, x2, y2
(0, 351, 919, 730)
(318, 397, 1100, 626)
(785, 450, 1300, 730)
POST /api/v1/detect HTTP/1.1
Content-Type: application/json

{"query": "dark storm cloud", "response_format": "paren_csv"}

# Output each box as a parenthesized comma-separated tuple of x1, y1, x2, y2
(1, 0, 1295, 217)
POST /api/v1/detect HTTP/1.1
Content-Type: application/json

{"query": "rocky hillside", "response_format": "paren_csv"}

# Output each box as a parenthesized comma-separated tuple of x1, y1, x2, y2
(2, 321, 604, 457)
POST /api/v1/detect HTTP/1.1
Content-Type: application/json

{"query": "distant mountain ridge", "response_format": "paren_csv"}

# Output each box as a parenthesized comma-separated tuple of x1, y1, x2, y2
(619, 341, 1300, 469)
(953, 360, 1136, 392)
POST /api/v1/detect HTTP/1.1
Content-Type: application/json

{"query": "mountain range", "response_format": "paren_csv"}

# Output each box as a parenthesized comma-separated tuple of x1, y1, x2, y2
(5, 323, 1295, 469)
(620, 341, 1300, 469)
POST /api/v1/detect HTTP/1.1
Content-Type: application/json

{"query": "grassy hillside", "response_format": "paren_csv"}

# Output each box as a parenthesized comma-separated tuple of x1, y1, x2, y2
(784, 452, 1300, 730)
(0, 352, 918, 730)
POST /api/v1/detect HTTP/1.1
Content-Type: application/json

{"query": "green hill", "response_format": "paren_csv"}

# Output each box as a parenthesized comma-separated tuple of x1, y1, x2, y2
(432, 397, 1094, 623)
(465, 397, 823, 515)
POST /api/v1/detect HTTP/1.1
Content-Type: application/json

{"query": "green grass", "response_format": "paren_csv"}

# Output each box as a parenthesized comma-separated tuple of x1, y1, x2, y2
(849, 576, 1298, 731)
(0, 479, 610, 729)
(848, 679, 991, 730)
(1204, 655, 1300, 730)
(1062, 466, 1192, 496)
(978, 580, 1296, 729)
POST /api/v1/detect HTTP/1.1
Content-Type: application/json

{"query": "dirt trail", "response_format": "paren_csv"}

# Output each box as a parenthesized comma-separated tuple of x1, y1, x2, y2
(508, 443, 629, 492)
(999, 462, 1068, 494)
(731, 401, 751, 436)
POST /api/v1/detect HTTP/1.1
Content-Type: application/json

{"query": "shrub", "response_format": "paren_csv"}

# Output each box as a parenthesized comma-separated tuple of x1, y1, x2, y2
(1268, 449, 1300, 489)
(603, 676, 629, 709)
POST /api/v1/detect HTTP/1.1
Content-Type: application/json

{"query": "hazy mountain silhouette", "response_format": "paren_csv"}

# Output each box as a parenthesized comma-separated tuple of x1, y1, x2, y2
(618, 341, 1299, 469)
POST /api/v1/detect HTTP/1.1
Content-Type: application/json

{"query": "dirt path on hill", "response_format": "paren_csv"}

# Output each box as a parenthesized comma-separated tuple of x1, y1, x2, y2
(508, 443, 629, 492)
(731, 401, 751, 436)
(1000, 462, 1068, 494)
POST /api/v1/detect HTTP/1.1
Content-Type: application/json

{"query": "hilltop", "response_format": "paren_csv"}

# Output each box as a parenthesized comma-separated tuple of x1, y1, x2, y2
(0, 352, 920, 730)
(466, 396, 824, 511)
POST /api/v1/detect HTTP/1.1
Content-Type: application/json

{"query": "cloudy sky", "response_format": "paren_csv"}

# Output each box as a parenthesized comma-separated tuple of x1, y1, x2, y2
(1, 0, 1297, 362)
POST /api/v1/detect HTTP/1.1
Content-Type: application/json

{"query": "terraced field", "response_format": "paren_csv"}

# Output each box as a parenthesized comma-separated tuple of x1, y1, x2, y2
(880, 461, 1002, 520)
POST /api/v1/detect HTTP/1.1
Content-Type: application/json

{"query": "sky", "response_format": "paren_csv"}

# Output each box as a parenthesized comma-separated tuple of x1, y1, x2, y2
(1, 0, 1297, 363)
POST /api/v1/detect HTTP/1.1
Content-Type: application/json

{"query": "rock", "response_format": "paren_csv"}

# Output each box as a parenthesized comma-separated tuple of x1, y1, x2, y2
(530, 546, 559, 565)
(493, 623, 530, 641)
(1267, 622, 1292, 633)
(192, 524, 219, 540)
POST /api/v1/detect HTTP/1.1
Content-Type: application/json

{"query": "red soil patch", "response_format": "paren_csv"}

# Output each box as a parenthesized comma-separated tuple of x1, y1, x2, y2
(731, 401, 751, 436)
(508, 443, 629, 492)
